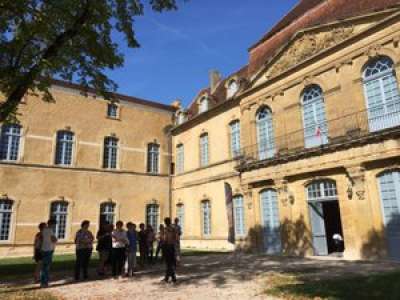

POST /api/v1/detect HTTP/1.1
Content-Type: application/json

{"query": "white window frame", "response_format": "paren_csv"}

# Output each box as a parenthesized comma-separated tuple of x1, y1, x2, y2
(50, 201, 69, 240)
(0, 199, 13, 242)
(103, 137, 118, 169)
(230, 120, 241, 158)
(176, 203, 185, 234)
(233, 195, 246, 237)
(200, 133, 209, 167)
(199, 97, 209, 113)
(146, 204, 159, 230)
(227, 80, 239, 98)
(201, 200, 211, 236)
(107, 103, 119, 119)
(100, 202, 115, 226)
(147, 143, 160, 174)
(176, 144, 184, 174)
(55, 130, 74, 166)
(0, 124, 21, 161)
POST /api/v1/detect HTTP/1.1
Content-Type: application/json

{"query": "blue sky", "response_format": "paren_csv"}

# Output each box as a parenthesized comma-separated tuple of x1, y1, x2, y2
(107, 0, 299, 106)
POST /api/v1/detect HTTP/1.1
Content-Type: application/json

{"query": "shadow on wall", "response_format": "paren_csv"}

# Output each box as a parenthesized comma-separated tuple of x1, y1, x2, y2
(238, 215, 313, 256)
(280, 215, 313, 257)
(361, 213, 400, 261)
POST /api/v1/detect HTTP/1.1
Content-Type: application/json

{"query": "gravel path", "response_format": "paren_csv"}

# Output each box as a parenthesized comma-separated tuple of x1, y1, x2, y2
(3, 254, 400, 300)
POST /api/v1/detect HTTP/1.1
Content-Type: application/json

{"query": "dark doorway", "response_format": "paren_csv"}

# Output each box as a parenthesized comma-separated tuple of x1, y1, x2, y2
(323, 201, 344, 254)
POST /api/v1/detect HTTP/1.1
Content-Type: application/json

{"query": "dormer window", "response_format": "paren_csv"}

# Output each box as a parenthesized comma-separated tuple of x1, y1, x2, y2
(176, 112, 186, 125)
(107, 103, 119, 119)
(199, 96, 209, 113)
(227, 80, 239, 98)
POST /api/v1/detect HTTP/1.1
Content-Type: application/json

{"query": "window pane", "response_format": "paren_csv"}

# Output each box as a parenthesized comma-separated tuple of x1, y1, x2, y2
(177, 204, 184, 234)
(50, 202, 68, 239)
(55, 131, 74, 165)
(200, 134, 209, 167)
(230, 121, 241, 157)
(202, 201, 211, 235)
(257, 108, 275, 159)
(100, 203, 115, 226)
(103, 137, 118, 169)
(233, 195, 245, 236)
(0, 125, 21, 161)
(0, 200, 13, 241)
(176, 144, 184, 174)
(146, 204, 159, 230)
(107, 103, 118, 118)
(147, 144, 160, 174)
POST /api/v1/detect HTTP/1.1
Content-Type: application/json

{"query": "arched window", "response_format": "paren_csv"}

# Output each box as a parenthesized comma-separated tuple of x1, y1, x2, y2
(176, 112, 186, 125)
(103, 137, 118, 169)
(199, 133, 209, 167)
(146, 204, 159, 230)
(147, 143, 160, 174)
(363, 57, 400, 131)
(256, 107, 275, 160)
(176, 203, 185, 234)
(100, 202, 115, 226)
(230, 120, 241, 158)
(227, 80, 239, 98)
(0, 124, 21, 161)
(0, 199, 13, 241)
(176, 144, 184, 174)
(302, 85, 329, 148)
(199, 97, 209, 113)
(306, 180, 337, 202)
(233, 195, 245, 237)
(50, 201, 68, 239)
(201, 200, 211, 236)
(55, 131, 74, 166)
(377, 170, 400, 260)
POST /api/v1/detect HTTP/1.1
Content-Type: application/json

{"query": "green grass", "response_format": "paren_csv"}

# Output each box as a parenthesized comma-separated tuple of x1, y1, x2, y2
(266, 271, 400, 300)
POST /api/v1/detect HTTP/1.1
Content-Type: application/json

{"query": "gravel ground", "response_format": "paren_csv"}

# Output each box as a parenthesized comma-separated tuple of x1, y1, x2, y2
(3, 254, 400, 300)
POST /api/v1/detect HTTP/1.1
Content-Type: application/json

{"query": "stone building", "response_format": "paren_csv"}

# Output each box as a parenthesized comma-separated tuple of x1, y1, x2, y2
(1, 0, 400, 260)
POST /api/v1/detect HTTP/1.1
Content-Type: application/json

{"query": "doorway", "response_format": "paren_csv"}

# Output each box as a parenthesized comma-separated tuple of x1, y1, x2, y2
(307, 180, 345, 256)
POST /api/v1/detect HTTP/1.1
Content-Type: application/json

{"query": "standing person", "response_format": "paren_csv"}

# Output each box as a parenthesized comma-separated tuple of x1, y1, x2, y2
(155, 224, 165, 262)
(33, 222, 46, 282)
(146, 225, 155, 264)
(138, 223, 147, 267)
(174, 218, 182, 264)
(74, 220, 94, 281)
(162, 217, 178, 284)
(40, 219, 57, 288)
(96, 222, 112, 276)
(111, 221, 128, 279)
(125, 222, 138, 277)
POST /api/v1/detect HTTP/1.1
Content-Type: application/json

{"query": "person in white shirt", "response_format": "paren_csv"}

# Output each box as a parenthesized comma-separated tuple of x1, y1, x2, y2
(111, 221, 129, 278)
(40, 219, 57, 288)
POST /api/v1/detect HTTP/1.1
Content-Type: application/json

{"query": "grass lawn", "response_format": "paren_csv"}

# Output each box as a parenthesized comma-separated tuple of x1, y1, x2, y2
(266, 271, 400, 300)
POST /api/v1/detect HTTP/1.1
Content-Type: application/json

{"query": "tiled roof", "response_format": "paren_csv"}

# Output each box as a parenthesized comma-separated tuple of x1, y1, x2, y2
(248, 0, 400, 76)
(51, 79, 176, 112)
(186, 65, 248, 120)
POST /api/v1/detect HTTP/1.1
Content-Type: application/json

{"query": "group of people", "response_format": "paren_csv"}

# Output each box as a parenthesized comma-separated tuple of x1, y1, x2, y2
(33, 217, 182, 288)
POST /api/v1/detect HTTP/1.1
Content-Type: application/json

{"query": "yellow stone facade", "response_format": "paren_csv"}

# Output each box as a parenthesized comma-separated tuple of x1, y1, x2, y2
(1, 5, 400, 261)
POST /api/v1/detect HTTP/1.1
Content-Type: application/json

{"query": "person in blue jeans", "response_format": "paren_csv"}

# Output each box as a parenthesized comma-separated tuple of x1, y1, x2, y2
(40, 219, 57, 288)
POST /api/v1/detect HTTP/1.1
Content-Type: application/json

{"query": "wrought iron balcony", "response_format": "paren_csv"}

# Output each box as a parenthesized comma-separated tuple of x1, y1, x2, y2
(236, 108, 400, 171)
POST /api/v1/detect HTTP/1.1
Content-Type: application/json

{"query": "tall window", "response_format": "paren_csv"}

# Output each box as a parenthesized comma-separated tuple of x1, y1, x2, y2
(176, 203, 185, 234)
(107, 103, 118, 118)
(302, 85, 329, 148)
(256, 107, 275, 160)
(55, 131, 74, 165)
(50, 201, 68, 239)
(233, 195, 245, 237)
(0, 124, 21, 161)
(147, 143, 160, 174)
(227, 80, 239, 98)
(363, 57, 400, 131)
(200, 133, 209, 167)
(176, 144, 184, 174)
(230, 120, 241, 158)
(100, 203, 115, 226)
(146, 204, 159, 230)
(103, 137, 118, 169)
(201, 200, 211, 236)
(199, 97, 209, 113)
(0, 199, 13, 241)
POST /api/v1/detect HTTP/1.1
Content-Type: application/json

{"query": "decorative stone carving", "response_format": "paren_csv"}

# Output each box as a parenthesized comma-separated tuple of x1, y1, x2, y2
(267, 25, 355, 78)
(346, 165, 366, 201)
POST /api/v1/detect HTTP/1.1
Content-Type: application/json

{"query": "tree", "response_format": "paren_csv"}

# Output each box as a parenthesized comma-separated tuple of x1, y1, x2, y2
(0, 0, 183, 122)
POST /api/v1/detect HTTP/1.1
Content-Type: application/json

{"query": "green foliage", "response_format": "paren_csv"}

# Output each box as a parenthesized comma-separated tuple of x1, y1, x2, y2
(0, 0, 183, 122)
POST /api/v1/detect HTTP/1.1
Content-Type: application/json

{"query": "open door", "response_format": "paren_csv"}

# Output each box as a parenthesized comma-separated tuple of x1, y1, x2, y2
(309, 202, 328, 256)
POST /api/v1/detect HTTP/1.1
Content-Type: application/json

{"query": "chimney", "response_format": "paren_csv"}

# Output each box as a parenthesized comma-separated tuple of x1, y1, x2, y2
(209, 69, 222, 93)
(170, 99, 182, 109)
